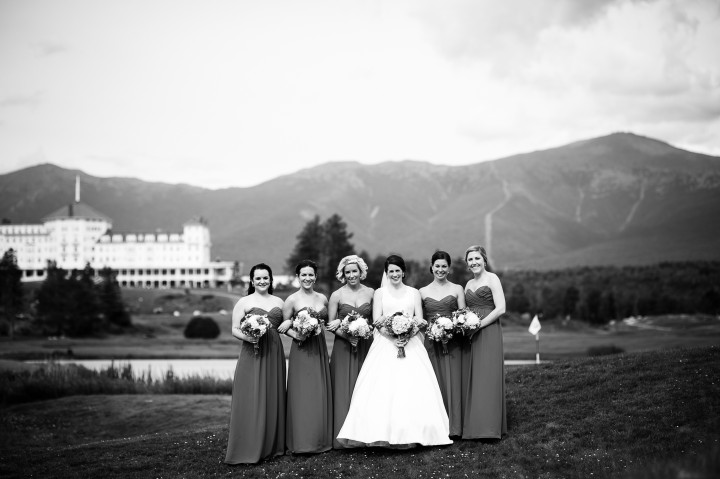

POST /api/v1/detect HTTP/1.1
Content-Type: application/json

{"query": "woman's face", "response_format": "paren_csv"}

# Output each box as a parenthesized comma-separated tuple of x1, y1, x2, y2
(297, 266, 316, 290)
(466, 251, 485, 274)
(386, 264, 404, 285)
(252, 269, 271, 293)
(432, 259, 450, 281)
(343, 263, 361, 286)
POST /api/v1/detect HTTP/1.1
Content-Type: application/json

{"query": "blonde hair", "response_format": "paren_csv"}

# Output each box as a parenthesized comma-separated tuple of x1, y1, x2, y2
(335, 255, 368, 283)
(464, 245, 492, 272)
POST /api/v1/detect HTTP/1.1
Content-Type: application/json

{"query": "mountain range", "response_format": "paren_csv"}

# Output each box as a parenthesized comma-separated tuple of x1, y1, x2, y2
(2, 132, 719, 272)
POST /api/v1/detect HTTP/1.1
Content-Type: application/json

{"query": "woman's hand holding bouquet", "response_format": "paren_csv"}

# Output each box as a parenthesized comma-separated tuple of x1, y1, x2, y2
(375, 311, 427, 358)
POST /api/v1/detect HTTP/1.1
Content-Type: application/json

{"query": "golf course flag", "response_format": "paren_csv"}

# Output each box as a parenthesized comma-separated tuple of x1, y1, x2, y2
(528, 315, 542, 364)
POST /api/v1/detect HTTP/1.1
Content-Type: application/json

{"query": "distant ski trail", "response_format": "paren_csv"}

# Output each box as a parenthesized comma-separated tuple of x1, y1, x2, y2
(619, 179, 646, 232)
(485, 178, 511, 260)
(575, 187, 584, 223)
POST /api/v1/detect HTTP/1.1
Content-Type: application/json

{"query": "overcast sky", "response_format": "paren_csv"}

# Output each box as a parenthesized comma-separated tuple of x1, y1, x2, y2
(1, 0, 718, 189)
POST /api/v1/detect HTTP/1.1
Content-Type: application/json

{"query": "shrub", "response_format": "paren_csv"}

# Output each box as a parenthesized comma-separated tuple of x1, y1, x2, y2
(183, 316, 220, 339)
(587, 344, 625, 356)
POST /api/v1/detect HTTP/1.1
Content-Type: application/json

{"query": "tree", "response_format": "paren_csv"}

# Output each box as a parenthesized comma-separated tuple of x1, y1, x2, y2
(36, 261, 102, 336)
(321, 214, 355, 291)
(286, 214, 356, 293)
(563, 286, 580, 318)
(98, 267, 131, 327)
(286, 215, 324, 272)
(0, 249, 23, 339)
(507, 283, 531, 314)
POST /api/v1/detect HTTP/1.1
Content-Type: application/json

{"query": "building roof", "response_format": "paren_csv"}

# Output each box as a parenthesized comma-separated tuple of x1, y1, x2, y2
(42, 202, 112, 223)
(183, 216, 208, 226)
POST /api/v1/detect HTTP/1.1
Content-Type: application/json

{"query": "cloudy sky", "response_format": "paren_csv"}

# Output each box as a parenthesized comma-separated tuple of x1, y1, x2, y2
(1, 0, 719, 189)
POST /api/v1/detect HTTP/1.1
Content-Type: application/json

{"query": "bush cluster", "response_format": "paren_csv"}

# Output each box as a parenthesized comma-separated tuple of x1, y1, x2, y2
(183, 316, 220, 339)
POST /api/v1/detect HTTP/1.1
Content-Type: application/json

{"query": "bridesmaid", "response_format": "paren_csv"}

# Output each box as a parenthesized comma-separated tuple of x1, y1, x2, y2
(278, 259, 333, 454)
(225, 263, 286, 464)
(326, 255, 374, 449)
(462, 245, 507, 439)
(419, 250, 466, 437)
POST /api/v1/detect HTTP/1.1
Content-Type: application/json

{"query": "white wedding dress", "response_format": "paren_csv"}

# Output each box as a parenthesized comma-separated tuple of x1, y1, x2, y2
(336, 286, 452, 448)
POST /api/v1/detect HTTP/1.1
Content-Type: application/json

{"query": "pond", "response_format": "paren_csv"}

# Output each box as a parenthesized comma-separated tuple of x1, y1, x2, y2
(29, 358, 541, 379)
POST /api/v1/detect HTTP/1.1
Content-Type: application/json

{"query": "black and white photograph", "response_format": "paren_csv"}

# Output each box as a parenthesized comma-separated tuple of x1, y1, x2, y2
(1, 0, 719, 477)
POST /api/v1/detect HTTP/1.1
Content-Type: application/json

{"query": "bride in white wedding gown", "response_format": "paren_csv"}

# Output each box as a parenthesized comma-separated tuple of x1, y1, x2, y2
(336, 255, 452, 448)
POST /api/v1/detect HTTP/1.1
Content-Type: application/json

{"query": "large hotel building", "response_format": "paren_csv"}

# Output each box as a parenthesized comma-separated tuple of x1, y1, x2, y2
(0, 179, 236, 288)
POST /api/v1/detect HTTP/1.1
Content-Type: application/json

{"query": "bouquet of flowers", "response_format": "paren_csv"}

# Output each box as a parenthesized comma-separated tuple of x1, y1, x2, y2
(240, 313, 272, 357)
(339, 311, 373, 353)
(452, 308, 482, 338)
(375, 311, 427, 358)
(292, 307, 323, 345)
(426, 313, 455, 354)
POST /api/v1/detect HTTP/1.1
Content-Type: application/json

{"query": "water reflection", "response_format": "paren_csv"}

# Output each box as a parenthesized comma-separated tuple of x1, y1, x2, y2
(30, 358, 541, 379)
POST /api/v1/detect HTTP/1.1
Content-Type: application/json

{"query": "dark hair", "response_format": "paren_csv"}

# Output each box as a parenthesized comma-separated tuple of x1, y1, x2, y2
(430, 250, 452, 274)
(384, 254, 406, 273)
(295, 259, 318, 276)
(248, 263, 274, 295)
(464, 245, 492, 272)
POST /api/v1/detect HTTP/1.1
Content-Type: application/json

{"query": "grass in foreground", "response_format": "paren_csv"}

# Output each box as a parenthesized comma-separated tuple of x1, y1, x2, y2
(0, 346, 718, 478)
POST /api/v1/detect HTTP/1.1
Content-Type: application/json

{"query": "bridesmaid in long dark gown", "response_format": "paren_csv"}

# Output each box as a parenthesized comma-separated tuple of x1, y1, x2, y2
(461, 245, 507, 439)
(326, 255, 374, 449)
(278, 259, 333, 454)
(419, 251, 466, 437)
(225, 263, 286, 464)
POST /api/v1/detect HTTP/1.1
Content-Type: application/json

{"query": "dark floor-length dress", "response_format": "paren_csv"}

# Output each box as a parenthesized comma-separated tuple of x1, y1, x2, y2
(225, 307, 286, 464)
(286, 307, 333, 453)
(423, 295, 463, 437)
(462, 286, 507, 439)
(330, 302, 373, 448)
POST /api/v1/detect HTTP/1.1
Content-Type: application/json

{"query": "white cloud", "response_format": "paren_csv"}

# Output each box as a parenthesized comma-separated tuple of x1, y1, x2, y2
(0, 0, 718, 188)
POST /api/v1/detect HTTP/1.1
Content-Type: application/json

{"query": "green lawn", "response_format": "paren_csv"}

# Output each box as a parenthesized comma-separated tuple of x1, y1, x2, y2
(1, 346, 718, 478)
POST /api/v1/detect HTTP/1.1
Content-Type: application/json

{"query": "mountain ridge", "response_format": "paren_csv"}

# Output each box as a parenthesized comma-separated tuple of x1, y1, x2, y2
(2, 132, 719, 271)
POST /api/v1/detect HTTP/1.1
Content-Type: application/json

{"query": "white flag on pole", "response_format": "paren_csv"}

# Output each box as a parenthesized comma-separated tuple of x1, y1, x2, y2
(528, 315, 541, 335)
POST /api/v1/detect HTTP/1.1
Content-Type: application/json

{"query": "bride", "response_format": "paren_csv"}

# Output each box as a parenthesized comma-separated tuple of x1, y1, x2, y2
(336, 254, 452, 448)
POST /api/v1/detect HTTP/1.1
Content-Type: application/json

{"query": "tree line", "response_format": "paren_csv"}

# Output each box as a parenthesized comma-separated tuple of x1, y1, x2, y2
(0, 249, 131, 338)
(286, 215, 720, 324)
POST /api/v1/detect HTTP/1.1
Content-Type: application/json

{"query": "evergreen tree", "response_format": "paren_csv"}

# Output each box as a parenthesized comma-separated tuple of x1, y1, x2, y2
(286, 215, 324, 272)
(98, 267, 131, 327)
(0, 249, 24, 339)
(321, 214, 355, 291)
(563, 286, 580, 318)
(36, 261, 102, 336)
(286, 213, 356, 293)
(507, 283, 531, 314)
(36, 261, 72, 335)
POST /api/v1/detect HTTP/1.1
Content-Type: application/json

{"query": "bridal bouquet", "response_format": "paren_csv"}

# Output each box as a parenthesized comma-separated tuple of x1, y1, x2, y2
(426, 313, 455, 355)
(240, 313, 272, 357)
(339, 311, 373, 353)
(376, 311, 427, 358)
(452, 308, 482, 338)
(292, 307, 323, 345)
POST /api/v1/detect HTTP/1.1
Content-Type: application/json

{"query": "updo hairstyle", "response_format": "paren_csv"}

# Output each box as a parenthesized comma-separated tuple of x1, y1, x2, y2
(335, 255, 369, 283)
(429, 250, 452, 274)
(295, 259, 318, 276)
(384, 254, 406, 273)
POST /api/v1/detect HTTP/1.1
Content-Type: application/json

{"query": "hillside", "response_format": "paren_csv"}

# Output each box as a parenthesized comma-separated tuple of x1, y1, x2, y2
(1, 347, 718, 478)
(1, 132, 719, 271)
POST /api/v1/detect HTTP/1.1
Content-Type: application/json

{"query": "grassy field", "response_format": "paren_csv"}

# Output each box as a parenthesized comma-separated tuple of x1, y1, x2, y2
(2, 287, 719, 362)
(0, 346, 718, 478)
(2, 311, 718, 361)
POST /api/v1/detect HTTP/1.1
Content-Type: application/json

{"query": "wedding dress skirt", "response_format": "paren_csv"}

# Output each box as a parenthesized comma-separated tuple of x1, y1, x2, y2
(336, 329, 452, 448)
